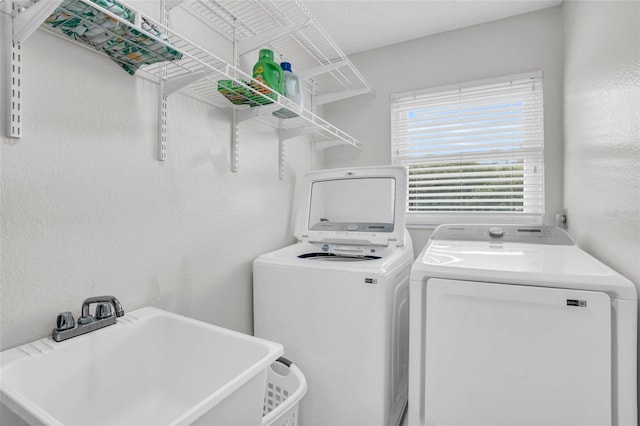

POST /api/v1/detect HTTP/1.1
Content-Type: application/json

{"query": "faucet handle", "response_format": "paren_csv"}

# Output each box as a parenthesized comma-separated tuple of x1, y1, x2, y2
(95, 302, 113, 320)
(112, 299, 125, 318)
(55, 311, 75, 331)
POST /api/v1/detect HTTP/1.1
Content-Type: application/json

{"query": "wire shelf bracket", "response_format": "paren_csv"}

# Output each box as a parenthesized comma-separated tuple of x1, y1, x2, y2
(314, 88, 372, 106)
(238, 19, 312, 56)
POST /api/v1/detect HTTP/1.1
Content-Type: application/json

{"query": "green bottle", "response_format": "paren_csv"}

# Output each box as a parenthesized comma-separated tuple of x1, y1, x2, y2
(252, 49, 284, 95)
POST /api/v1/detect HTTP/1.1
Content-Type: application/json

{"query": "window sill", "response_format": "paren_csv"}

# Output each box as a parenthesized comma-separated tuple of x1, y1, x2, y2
(405, 212, 544, 229)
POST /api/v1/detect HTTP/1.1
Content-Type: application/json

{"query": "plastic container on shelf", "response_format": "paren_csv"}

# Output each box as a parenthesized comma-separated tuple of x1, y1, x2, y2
(262, 357, 307, 426)
(272, 61, 303, 119)
(281, 62, 303, 106)
(253, 49, 284, 95)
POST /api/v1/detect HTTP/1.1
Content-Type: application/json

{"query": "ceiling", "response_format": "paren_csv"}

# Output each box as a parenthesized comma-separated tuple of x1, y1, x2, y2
(302, 0, 562, 55)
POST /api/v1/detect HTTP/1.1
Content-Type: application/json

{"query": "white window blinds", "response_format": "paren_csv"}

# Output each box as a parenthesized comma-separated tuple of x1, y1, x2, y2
(391, 71, 544, 225)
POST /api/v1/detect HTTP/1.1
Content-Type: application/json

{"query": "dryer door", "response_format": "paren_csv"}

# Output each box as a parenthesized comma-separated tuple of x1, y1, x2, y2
(424, 278, 612, 426)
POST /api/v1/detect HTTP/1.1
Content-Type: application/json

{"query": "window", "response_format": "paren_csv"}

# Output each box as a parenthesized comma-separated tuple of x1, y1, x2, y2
(391, 71, 544, 226)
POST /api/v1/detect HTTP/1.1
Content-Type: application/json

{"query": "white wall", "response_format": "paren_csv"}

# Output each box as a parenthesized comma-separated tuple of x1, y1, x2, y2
(0, 4, 312, 350)
(562, 0, 640, 289)
(321, 7, 564, 254)
(562, 3, 640, 412)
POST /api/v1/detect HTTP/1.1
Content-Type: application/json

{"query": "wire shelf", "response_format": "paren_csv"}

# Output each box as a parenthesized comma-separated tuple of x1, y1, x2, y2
(29, 0, 362, 148)
(181, 0, 373, 101)
(6, 0, 367, 158)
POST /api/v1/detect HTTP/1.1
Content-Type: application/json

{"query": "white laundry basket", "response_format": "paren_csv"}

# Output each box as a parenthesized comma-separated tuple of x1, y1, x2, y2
(262, 357, 307, 426)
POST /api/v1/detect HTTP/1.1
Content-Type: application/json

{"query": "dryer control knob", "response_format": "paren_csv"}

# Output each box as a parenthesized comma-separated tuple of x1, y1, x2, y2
(488, 226, 504, 239)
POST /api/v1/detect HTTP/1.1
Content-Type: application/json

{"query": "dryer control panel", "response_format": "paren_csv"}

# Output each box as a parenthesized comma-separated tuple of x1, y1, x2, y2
(431, 225, 575, 245)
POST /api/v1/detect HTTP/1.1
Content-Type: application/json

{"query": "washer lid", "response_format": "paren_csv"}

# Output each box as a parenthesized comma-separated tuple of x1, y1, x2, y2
(294, 166, 407, 247)
(412, 225, 637, 300)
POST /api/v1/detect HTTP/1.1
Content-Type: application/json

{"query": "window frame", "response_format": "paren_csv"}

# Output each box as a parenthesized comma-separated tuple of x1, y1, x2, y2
(390, 71, 545, 227)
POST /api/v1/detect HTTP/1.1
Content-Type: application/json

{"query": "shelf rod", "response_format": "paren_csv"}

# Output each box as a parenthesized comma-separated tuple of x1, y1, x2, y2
(314, 88, 372, 106)
(12, 0, 62, 43)
(238, 19, 311, 56)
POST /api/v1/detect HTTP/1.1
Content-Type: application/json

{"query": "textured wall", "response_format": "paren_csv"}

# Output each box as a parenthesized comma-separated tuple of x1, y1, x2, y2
(321, 7, 565, 251)
(563, 0, 640, 288)
(0, 5, 312, 350)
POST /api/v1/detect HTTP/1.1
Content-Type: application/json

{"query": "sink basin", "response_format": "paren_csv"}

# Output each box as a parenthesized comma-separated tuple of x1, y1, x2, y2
(0, 307, 283, 426)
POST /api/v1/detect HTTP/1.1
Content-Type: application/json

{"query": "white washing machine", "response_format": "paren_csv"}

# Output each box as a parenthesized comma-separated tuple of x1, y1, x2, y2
(408, 224, 637, 426)
(254, 166, 414, 426)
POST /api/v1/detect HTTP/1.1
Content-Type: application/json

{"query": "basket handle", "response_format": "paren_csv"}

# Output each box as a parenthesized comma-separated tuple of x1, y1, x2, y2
(275, 356, 292, 367)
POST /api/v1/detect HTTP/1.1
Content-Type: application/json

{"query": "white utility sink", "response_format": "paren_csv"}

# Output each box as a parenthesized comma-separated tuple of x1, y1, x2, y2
(0, 306, 283, 426)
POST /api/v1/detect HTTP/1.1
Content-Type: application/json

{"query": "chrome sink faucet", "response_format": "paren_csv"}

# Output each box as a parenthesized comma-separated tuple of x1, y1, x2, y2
(52, 296, 124, 342)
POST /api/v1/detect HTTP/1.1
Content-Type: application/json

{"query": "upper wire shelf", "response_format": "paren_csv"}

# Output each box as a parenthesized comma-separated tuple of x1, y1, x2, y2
(181, 0, 374, 105)
(14, 0, 363, 148)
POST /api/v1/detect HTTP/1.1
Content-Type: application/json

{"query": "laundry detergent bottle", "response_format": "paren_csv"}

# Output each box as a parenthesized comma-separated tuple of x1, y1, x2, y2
(272, 61, 303, 119)
(252, 49, 284, 94)
(281, 62, 303, 107)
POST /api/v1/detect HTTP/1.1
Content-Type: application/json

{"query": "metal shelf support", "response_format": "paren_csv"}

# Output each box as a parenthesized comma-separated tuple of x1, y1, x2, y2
(278, 125, 286, 180)
(236, 103, 281, 123)
(164, 71, 208, 95)
(313, 139, 348, 152)
(12, 0, 62, 43)
(158, 0, 169, 161)
(277, 125, 319, 180)
(231, 108, 239, 172)
(296, 60, 348, 80)
(314, 88, 372, 106)
(165, 0, 186, 11)
(5, 0, 62, 138)
(159, 79, 168, 160)
(5, 12, 21, 138)
(281, 126, 317, 141)
(238, 19, 311, 55)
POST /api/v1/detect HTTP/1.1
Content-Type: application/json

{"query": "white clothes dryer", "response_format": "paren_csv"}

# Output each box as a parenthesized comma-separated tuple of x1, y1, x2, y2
(254, 166, 414, 426)
(408, 224, 637, 426)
